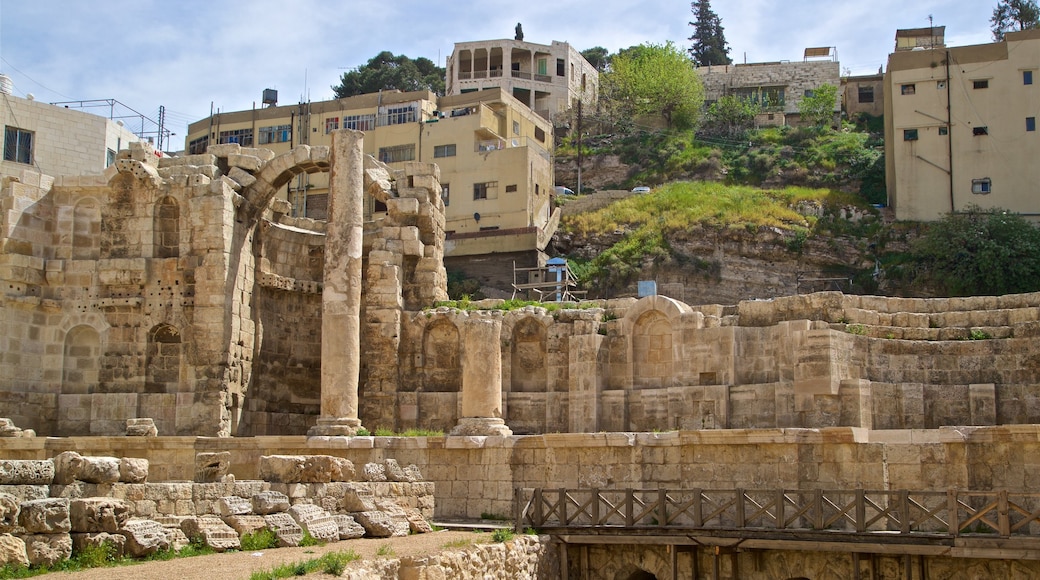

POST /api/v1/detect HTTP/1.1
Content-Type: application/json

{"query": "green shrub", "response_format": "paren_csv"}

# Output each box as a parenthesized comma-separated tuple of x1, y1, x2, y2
(491, 528, 515, 543)
(240, 528, 279, 551)
(298, 530, 324, 547)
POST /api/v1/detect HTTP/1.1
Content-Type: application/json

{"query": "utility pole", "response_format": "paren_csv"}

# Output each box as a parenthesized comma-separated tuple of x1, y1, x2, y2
(576, 99, 583, 194)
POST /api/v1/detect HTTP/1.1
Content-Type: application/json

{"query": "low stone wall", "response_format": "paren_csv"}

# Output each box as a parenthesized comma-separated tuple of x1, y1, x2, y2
(2, 426, 1038, 520)
(343, 534, 558, 580)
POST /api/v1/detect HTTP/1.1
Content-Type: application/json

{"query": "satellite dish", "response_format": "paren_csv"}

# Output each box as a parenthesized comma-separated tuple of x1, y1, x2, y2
(473, 212, 481, 221)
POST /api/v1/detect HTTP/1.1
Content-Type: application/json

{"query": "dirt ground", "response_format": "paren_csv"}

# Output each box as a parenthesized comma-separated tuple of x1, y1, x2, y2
(32, 529, 489, 580)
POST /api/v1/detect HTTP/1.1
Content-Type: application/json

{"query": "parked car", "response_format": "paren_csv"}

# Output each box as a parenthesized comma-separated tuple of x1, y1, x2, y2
(631, 186, 651, 193)
(555, 186, 575, 196)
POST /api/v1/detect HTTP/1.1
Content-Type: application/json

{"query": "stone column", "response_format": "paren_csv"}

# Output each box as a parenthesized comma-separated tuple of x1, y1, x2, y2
(309, 130, 365, 437)
(450, 314, 512, 436)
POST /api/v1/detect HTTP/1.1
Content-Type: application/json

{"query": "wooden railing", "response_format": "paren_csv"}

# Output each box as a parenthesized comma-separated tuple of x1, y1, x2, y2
(516, 488, 1040, 539)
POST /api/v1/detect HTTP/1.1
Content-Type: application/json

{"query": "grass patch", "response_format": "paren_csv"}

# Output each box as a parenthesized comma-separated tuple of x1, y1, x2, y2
(442, 538, 475, 549)
(376, 543, 395, 557)
(370, 427, 444, 437)
(249, 550, 360, 580)
(491, 529, 515, 543)
(298, 530, 324, 548)
(0, 537, 223, 579)
(241, 528, 279, 551)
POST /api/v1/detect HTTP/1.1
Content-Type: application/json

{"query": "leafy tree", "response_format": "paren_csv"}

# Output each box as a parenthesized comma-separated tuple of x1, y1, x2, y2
(798, 84, 839, 128)
(332, 51, 445, 98)
(991, 0, 1040, 40)
(581, 47, 610, 72)
(688, 0, 732, 66)
(602, 41, 705, 130)
(910, 205, 1040, 296)
(701, 95, 761, 137)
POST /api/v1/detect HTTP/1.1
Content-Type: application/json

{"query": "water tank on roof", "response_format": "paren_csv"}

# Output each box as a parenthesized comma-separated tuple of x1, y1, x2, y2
(0, 74, 12, 95)
(263, 88, 278, 106)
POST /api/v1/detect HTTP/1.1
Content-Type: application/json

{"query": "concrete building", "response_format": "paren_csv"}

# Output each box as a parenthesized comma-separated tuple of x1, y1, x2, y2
(884, 28, 1040, 221)
(699, 49, 841, 127)
(1, 89, 143, 182)
(445, 37, 598, 122)
(185, 88, 558, 281)
(842, 73, 885, 119)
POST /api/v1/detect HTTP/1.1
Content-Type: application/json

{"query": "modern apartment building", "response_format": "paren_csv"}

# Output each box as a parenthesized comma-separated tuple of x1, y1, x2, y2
(1, 87, 143, 182)
(185, 87, 558, 278)
(884, 29, 1040, 221)
(445, 37, 598, 122)
(698, 49, 841, 127)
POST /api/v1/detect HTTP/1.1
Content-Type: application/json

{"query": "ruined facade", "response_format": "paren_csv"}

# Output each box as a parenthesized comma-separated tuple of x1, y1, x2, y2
(0, 136, 447, 437)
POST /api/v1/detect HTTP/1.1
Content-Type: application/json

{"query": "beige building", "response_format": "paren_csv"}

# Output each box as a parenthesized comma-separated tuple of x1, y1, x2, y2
(842, 73, 885, 119)
(185, 88, 557, 278)
(1, 89, 143, 181)
(698, 50, 841, 127)
(445, 37, 598, 122)
(884, 28, 1040, 221)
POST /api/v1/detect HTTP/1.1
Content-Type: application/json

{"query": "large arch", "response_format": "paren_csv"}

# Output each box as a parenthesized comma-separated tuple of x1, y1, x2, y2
(241, 145, 331, 222)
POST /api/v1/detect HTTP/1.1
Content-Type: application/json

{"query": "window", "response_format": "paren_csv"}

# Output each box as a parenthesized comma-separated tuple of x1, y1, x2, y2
(505, 184, 518, 193)
(973, 126, 989, 136)
(188, 135, 209, 154)
(534, 127, 545, 143)
(441, 184, 449, 207)
(379, 104, 416, 126)
(537, 59, 547, 76)
(378, 144, 415, 164)
(939, 126, 949, 136)
(473, 181, 497, 200)
(513, 121, 520, 135)
(433, 144, 456, 158)
(972, 178, 992, 194)
(1029, 117, 1037, 132)
(858, 86, 875, 103)
(325, 117, 339, 134)
(258, 125, 290, 145)
(557, 58, 565, 76)
(106, 148, 116, 167)
(342, 114, 375, 131)
(804, 89, 815, 98)
(1025, 71, 1034, 85)
(973, 79, 989, 89)
(218, 128, 253, 146)
(3, 127, 33, 164)
(903, 129, 919, 141)
(901, 84, 916, 95)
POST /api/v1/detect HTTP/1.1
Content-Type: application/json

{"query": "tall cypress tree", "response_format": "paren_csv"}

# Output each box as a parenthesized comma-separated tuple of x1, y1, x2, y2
(688, 0, 732, 66)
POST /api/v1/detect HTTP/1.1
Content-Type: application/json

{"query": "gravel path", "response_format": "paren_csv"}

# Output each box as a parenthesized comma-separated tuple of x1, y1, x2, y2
(32, 530, 488, 580)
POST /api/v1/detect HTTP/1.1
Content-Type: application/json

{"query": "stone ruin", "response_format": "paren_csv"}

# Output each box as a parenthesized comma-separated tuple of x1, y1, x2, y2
(0, 453, 434, 567)
(7, 131, 1040, 438)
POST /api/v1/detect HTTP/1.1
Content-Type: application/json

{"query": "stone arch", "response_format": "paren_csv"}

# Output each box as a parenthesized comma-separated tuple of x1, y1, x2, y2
(615, 568, 657, 580)
(72, 198, 101, 259)
(422, 317, 460, 393)
(632, 309, 674, 389)
(145, 323, 183, 394)
(242, 145, 331, 221)
(510, 317, 547, 393)
(58, 325, 101, 436)
(153, 196, 180, 258)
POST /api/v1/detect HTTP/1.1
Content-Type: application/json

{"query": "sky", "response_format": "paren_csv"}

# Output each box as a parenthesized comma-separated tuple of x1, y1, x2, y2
(0, 0, 995, 148)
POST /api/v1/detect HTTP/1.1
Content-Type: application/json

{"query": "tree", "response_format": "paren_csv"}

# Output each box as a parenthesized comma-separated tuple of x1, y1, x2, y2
(332, 51, 445, 98)
(910, 205, 1040, 296)
(581, 47, 610, 72)
(701, 95, 761, 137)
(798, 84, 839, 128)
(688, 0, 732, 66)
(991, 0, 1040, 39)
(602, 42, 705, 130)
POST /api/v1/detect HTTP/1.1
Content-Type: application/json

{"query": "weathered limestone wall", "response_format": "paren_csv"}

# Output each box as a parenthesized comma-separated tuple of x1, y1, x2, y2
(349, 534, 558, 579)
(2, 426, 1038, 520)
(698, 60, 841, 116)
